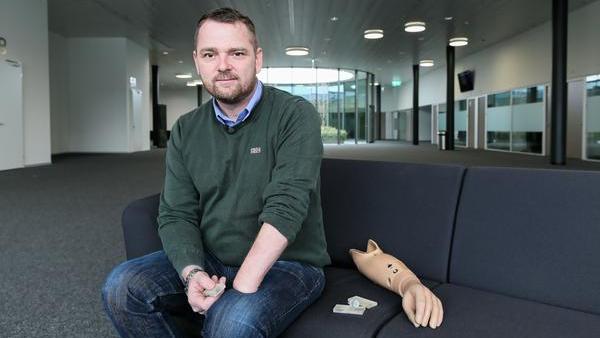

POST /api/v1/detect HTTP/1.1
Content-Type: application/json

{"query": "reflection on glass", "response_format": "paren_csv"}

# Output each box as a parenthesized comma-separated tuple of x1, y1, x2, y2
(486, 91, 511, 151)
(586, 76, 600, 160)
(438, 104, 447, 132)
(342, 74, 356, 143)
(357, 72, 367, 143)
(511, 86, 544, 153)
(399, 110, 410, 141)
(263, 67, 368, 144)
(454, 100, 467, 146)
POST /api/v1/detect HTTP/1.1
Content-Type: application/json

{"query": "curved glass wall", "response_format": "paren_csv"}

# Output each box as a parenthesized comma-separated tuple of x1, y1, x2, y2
(257, 67, 373, 144)
(586, 75, 600, 160)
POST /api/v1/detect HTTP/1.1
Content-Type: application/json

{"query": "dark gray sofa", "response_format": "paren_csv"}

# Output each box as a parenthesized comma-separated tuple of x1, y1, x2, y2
(120, 159, 600, 337)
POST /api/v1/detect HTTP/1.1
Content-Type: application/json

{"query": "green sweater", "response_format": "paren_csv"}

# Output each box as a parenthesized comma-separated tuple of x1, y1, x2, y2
(157, 86, 331, 274)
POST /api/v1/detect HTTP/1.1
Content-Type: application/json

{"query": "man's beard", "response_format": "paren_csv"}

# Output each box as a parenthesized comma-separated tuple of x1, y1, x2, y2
(206, 71, 256, 105)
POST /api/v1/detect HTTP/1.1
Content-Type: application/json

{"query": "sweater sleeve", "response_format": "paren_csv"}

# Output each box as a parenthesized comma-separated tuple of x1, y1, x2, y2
(157, 119, 205, 275)
(258, 99, 323, 244)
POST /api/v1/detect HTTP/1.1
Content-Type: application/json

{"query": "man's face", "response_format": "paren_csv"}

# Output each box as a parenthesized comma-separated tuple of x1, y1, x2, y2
(193, 20, 263, 105)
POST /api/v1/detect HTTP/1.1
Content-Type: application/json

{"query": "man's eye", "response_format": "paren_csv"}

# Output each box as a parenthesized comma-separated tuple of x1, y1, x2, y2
(203, 53, 214, 58)
(233, 52, 245, 57)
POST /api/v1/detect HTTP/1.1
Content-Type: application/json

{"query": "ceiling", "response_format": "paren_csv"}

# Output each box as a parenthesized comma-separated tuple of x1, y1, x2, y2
(48, 0, 596, 89)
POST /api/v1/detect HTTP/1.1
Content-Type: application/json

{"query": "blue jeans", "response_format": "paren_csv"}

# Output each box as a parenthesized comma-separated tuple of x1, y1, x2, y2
(102, 251, 325, 337)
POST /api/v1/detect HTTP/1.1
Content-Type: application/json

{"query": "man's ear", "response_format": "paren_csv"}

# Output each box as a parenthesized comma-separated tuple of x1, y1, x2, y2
(255, 47, 263, 74)
(192, 50, 201, 76)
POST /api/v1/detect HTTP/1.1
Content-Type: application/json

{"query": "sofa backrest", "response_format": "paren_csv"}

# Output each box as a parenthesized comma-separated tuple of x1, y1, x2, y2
(450, 167, 600, 314)
(320, 159, 465, 282)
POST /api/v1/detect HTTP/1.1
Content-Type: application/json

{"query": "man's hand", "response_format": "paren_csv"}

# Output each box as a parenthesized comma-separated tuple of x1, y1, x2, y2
(401, 281, 444, 329)
(185, 270, 226, 314)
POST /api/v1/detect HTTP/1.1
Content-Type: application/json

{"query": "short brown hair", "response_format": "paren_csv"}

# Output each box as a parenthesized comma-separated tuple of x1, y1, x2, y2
(194, 8, 258, 50)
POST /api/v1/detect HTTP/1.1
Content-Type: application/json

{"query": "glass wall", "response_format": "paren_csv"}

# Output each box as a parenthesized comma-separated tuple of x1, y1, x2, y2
(258, 67, 371, 145)
(485, 86, 544, 154)
(438, 104, 447, 133)
(486, 91, 511, 151)
(511, 86, 544, 153)
(586, 75, 600, 160)
(356, 72, 367, 143)
(455, 100, 468, 146)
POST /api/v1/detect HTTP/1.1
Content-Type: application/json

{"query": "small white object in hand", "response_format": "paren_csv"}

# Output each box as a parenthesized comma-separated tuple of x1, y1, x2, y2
(348, 296, 378, 309)
(203, 283, 225, 297)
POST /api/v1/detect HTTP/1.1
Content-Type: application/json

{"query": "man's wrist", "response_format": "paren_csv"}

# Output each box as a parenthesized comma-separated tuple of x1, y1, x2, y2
(183, 267, 204, 292)
(181, 265, 204, 280)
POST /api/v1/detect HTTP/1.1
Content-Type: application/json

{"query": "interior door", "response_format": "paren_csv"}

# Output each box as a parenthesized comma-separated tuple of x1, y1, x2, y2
(130, 88, 143, 152)
(0, 59, 24, 171)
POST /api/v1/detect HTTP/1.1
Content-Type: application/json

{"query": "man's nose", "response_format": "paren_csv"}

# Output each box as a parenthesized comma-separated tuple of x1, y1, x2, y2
(217, 55, 231, 71)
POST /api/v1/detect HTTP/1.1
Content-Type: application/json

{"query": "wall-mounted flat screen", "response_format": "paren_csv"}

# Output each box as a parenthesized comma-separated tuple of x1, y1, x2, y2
(458, 70, 475, 92)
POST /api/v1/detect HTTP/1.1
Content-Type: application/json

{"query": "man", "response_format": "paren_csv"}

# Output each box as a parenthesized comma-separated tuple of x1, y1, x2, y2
(102, 7, 441, 337)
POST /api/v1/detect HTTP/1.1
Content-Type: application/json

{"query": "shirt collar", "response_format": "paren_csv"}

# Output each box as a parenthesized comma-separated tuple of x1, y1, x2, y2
(213, 81, 263, 127)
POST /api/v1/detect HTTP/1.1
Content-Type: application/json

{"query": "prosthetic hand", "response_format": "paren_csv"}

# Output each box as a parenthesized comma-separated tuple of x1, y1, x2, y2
(350, 239, 443, 329)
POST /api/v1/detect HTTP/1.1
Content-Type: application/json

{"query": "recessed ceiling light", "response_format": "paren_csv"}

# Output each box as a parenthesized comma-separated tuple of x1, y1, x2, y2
(419, 60, 434, 67)
(364, 29, 384, 39)
(392, 80, 402, 87)
(324, 37, 332, 42)
(449, 37, 469, 47)
(162, 51, 169, 55)
(330, 16, 339, 22)
(178, 60, 183, 64)
(418, 37, 425, 41)
(257, 67, 354, 84)
(444, 16, 453, 21)
(404, 21, 426, 33)
(175, 73, 192, 79)
(285, 46, 310, 56)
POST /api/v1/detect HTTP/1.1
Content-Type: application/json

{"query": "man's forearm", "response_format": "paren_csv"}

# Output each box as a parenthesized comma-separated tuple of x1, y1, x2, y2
(234, 222, 289, 293)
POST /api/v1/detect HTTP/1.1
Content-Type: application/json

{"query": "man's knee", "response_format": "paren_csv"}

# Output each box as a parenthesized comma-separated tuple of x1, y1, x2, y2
(203, 293, 267, 338)
(102, 260, 154, 315)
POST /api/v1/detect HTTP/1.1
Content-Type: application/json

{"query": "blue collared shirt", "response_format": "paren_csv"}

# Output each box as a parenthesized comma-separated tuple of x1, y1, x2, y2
(213, 81, 263, 127)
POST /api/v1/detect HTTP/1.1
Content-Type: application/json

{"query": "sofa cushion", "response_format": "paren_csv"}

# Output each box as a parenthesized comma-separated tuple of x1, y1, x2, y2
(281, 267, 439, 338)
(320, 159, 465, 282)
(377, 284, 600, 338)
(122, 193, 162, 259)
(450, 167, 600, 314)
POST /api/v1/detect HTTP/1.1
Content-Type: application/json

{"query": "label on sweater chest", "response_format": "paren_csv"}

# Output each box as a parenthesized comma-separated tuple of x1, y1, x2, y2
(249, 146, 262, 154)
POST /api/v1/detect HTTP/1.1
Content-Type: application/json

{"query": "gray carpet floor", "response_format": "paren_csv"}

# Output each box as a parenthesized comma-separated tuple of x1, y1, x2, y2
(1, 151, 165, 338)
(2, 142, 599, 337)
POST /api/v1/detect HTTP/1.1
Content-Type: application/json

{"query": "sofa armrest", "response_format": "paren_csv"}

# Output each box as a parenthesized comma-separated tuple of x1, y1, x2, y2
(121, 193, 163, 260)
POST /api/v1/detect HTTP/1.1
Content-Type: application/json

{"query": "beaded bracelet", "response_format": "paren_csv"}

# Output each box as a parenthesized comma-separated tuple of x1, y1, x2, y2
(184, 268, 204, 293)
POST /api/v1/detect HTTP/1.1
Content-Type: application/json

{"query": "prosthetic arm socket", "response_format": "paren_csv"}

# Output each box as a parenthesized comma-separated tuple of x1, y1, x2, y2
(350, 239, 420, 297)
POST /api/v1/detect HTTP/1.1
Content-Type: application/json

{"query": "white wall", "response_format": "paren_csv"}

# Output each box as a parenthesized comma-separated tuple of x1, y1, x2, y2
(161, 86, 211, 130)
(0, 0, 51, 165)
(49, 36, 152, 153)
(384, 0, 600, 111)
(68, 38, 128, 152)
(49, 32, 69, 154)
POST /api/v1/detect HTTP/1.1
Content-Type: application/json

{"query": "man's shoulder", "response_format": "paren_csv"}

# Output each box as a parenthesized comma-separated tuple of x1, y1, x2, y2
(175, 102, 213, 130)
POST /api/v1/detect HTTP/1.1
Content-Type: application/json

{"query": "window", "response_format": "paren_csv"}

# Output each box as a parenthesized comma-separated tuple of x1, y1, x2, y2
(586, 76, 600, 160)
(258, 67, 370, 144)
